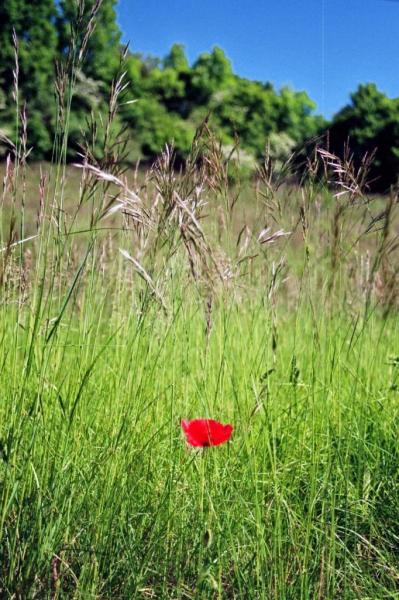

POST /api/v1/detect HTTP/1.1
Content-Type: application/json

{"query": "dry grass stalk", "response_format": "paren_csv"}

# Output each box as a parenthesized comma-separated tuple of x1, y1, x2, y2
(317, 145, 375, 204)
(73, 162, 149, 230)
(119, 248, 167, 314)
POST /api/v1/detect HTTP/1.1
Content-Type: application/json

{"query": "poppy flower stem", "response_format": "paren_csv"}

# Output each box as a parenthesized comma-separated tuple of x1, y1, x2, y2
(199, 447, 206, 517)
(197, 449, 208, 577)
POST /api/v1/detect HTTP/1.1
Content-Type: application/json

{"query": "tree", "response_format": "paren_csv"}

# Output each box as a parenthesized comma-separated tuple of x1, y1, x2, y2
(277, 87, 324, 143)
(214, 79, 279, 155)
(0, 0, 58, 156)
(122, 95, 194, 159)
(163, 44, 189, 73)
(333, 84, 394, 143)
(189, 47, 234, 105)
(0, 4, 327, 167)
(125, 53, 145, 97)
(327, 84, 399, 190)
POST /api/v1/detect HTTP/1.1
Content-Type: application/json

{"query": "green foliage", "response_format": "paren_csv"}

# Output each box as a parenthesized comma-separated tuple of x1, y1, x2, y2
(334, 83, 394, 144)
(189, 46, 234, 105)
(119, 43, 324, 162)
(210, 79, 280, 156)
(0, 2, 325, 164)
(0, 0, 57, 93)
(277, 87, 324, 142)
(267, 131, 297, 167)
(0, 0, 58, 157)
(122, 95, 195, 159)
(325, 84, 399, 190)
(2, 1, 399, 186)
(163, 43, 190, 72)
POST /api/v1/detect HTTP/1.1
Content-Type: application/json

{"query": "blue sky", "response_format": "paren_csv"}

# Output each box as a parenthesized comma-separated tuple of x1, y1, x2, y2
(117, 0, 399, 119)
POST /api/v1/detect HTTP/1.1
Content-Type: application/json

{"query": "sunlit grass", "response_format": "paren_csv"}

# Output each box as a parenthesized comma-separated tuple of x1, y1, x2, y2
(1, 242, 399, 597)
(1, 101, 399, 597)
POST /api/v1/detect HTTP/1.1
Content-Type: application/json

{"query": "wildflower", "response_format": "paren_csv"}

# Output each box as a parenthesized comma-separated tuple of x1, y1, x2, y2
(181, 419, 233, 447)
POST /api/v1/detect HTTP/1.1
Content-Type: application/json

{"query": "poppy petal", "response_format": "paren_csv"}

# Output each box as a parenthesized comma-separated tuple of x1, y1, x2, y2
(181, 418, 233, 447)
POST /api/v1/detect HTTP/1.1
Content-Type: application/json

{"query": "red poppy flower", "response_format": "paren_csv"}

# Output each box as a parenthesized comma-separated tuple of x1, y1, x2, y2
(181, 419, 233, 447)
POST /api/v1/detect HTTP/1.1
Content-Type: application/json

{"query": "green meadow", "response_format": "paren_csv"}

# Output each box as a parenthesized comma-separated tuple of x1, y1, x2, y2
(1, 144, 399, 598)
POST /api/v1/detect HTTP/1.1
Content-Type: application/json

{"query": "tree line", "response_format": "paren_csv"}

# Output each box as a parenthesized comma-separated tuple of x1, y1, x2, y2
(1, 0, 399, 190)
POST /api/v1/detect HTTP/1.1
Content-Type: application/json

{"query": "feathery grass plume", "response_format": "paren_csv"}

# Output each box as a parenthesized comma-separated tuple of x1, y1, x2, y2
(317, 145, 376, 203)
(0, 33, 33, 298)
(73, 161, 149, 229)
(151, 140, 224, 288)
(317, 146, 375, 299)
(255, 141, 297, 219)
(258, 227, 291, 245)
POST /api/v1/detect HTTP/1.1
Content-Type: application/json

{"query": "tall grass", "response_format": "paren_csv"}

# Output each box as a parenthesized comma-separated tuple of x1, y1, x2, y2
(1, 15, 399, 599)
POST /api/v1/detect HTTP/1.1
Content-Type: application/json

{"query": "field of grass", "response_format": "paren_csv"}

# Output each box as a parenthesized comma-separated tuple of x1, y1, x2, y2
(1, 143, 399, 599)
